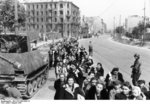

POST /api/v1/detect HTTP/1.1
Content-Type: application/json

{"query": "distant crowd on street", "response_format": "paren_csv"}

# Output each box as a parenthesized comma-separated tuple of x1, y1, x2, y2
(49, 37, 150, 100)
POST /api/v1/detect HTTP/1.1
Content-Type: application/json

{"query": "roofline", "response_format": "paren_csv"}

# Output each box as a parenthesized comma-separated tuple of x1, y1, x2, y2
(71, 2, 79, 9)
(24, 1, 79, 9)
(24, 1, 79, 8)
(24, 1, 57, 4)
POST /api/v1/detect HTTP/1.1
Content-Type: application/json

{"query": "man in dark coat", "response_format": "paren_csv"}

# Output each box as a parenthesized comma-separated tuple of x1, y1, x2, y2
(131, 54, 141, 86)
(144, 91, 150, 100)
(53, 48, 59, 68)
(54, 74, 66, 99)
(48, 49, 53, 68)
(88, 41, 93, 56)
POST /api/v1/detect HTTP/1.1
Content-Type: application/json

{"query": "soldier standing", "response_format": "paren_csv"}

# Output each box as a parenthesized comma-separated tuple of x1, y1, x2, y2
(88, 41, 93, 57)
(131, 54, 141, 86)
(48, 47, 53, 69)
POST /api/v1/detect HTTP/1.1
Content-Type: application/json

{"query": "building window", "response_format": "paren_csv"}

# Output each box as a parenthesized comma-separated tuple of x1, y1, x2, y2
(67, 3, 69, 8)
(32, 11, 35, 16)
(37, 5, 38, 9)
(41, 11, 43, 15)
(54, 3, 57, 8)
(28, 5, 30, 9)
(54, 11, 57, 15)
(45, 4, 47, 9)
(60, 4, 63, 8)
(55, 18, 57, 22)
(41, 18, 43, 22)
(33, 4, 34, 9)
(37, 18, 39, 22)
(60, 18, 63, 22)
(67, 11, 69, 15)
(41, 4, 43, 9)
(37, 12, 39, 16)
(49, 4, 52, 8)
(60, 11, 63, 15)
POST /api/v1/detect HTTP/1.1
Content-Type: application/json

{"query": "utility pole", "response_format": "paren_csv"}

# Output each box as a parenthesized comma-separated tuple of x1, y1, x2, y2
(15, 0, 18, 35)
(119, 15, 122, 39)
(143, 0, 146, 46)
(113, 17, 116, 38)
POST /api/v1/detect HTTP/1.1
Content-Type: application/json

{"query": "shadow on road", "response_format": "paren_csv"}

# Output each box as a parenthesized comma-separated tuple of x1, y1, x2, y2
(47, 78, 55, 82)
(48, 86, 55, 91)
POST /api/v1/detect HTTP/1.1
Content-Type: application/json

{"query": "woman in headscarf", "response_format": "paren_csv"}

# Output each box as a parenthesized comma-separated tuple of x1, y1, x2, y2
(130, 86, 146, 100)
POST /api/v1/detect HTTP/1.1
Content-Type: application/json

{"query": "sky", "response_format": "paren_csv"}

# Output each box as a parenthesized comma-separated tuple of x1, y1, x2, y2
(21, 0, 150, 30)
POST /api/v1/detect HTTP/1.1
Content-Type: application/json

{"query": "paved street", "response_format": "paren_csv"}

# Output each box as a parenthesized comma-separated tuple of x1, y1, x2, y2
(79, 35, 150, 84)
(32, 35, 150, 100)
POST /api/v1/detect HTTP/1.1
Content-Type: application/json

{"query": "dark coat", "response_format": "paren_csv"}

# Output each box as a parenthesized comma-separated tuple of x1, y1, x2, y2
(48, 50, 53, 68)
(53, 51, 59, 67)
(58, 83, 85, 100)
(131, 59, 141, 74)
(54, 79, 66, 99)
(85, 86, 109, 100)
(95, 67, 104, 78)
(89, 44, 93, 52)
(144, 91, 150, 100)
(115, 92, 132, 100)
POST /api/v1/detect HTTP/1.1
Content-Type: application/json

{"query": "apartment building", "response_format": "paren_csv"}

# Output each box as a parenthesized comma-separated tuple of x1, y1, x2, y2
(25, 1, 80, 37)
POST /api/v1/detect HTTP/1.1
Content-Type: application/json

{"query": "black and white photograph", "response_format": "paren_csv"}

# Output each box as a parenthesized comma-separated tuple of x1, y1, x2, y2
(0, 0, 150, 103)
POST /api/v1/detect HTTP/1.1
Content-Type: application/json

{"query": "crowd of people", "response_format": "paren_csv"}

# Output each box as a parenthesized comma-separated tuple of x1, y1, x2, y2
(49, 37, 150, 100)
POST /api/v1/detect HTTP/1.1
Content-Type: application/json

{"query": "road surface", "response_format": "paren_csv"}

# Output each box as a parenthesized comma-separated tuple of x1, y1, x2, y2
(32, 35, 150, 100)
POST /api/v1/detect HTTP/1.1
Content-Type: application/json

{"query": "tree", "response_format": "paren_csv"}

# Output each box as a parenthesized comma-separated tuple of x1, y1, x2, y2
(132, 27, 140, 39)
(131, 22, 150, 39)
(115, 26, 125, 34)
(0, 0, 26, 32)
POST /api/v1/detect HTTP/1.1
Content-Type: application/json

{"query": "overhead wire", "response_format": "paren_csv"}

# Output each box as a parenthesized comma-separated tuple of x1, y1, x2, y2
(99, 0, 119, 17)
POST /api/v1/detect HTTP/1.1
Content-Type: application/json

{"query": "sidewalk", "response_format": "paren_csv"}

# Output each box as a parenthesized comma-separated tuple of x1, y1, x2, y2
(112, 36, 150, 50)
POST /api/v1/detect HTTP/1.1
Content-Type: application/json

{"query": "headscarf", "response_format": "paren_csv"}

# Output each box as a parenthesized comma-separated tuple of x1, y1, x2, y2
(132, 86, 141, 96)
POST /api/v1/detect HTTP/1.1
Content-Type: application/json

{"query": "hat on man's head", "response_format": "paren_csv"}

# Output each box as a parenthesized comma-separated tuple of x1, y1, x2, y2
(112, 67, 119, 72)
(134, 53, 140, 58)
(137, 80, 145, 85)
